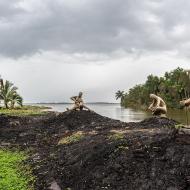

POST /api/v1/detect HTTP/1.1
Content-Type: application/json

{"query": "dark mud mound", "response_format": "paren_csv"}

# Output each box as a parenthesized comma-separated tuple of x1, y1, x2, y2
(52, 116, 190, 190)
(0, 113, 47, 127)
(1, 111, 190, 190)
(140, 116, 177, 128)
(0, 114, 17, 127)
(45, 110, 122, 130)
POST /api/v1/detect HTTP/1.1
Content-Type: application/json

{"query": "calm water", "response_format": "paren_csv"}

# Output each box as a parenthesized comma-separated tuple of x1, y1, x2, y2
(34, 103, 190, 124)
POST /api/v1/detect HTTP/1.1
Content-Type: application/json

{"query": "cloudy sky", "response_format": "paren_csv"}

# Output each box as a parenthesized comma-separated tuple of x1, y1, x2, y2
(0, 0, 190, 103)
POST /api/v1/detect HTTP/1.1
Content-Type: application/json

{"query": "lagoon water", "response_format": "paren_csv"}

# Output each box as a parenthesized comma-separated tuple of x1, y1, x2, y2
(33, 103, 190, 124)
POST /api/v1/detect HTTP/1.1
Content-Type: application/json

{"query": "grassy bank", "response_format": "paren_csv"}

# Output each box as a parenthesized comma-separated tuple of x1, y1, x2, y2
(0, 149, 35, 190)
(0, 105, 50, 116)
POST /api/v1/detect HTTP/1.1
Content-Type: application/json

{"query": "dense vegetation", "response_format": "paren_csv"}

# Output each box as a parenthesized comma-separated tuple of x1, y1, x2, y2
(0, 150, 34, 190)
(0, 77, 23, 109)
(116, 68, 190, 109)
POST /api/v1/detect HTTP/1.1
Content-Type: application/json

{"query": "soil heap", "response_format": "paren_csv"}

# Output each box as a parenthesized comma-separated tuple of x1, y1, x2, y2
(0, 110, 190, 190)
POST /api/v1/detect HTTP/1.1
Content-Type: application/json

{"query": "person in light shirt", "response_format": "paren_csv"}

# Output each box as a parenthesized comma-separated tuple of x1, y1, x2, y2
(148, 94, 167, 116)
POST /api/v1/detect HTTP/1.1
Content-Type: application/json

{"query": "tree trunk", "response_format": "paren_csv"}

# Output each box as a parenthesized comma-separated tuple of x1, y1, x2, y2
(4, 101, 8, 109)
(11, 102, 15, 109)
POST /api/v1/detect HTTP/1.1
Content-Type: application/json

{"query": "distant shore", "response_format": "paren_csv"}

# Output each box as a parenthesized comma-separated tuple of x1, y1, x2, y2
(27, 102, 120, 105)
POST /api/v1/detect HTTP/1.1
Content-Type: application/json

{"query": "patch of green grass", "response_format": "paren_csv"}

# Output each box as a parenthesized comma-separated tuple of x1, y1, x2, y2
(58, 131, 85, 145)
(0, 149, 35, 190)
(108, 133, 125, 141)
(174, 124, 184, 129)
(114, 144, 129, 153)
(0, 105, 50, 116)
(166, 124, 184, 130)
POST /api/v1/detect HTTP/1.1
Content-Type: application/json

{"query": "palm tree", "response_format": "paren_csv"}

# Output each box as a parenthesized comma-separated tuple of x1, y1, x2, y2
(115, 90, 125, 100)
(115, 90, 125, 105)
(10, 93, 23, 109)
(0, 79, 23, 109)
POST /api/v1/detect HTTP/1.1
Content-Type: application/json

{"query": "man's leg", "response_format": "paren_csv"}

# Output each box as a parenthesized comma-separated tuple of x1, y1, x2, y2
(67, 104, 80, 111)
(153, 107, 167, 116)
(83, 105, 93, 111)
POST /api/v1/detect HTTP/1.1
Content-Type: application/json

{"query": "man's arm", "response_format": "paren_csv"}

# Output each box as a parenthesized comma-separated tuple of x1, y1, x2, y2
(149, 99, 156, 111)
(148, 102, 154, 111)
(185, 98, 190, 106)
(70, 96, 77, 102)
(154, 97, 160, 108)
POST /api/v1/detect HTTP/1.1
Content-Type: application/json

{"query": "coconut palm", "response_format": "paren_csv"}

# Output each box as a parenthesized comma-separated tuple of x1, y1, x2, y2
(0, 79, 23, 109)
(115, 91, 125, 106)
(10, 92, 23, 109)
(115, 90, 125, 100)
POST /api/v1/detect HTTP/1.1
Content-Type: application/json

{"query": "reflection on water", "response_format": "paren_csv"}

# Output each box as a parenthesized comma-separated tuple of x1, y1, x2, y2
(33, 103, 190, 124)
(167, 108, 190, 125)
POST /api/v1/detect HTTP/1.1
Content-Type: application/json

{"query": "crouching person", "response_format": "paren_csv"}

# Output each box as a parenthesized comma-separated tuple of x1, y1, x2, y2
(180, 98, 190, 108)
(148, 94, 167, 116)
(67, 92, 92, 111)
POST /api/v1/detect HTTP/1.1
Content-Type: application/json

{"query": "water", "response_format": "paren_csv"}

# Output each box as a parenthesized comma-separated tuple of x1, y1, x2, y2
(34, 103, 190, 124)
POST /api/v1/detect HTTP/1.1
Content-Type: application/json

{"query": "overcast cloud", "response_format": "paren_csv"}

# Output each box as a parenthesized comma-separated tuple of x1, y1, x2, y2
(0, 0, 190, 102)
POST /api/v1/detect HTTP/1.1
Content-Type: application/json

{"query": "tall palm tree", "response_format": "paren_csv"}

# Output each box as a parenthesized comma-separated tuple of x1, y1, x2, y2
(0, 79, 22, 109)
(115, 90, 125, 105)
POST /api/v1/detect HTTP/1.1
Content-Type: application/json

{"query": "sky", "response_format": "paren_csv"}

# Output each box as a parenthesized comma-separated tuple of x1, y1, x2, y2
(0, 0, 190, 103)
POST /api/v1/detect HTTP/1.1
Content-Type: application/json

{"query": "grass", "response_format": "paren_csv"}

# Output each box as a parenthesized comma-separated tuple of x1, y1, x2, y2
(0, 105, 50, 116)
(108, 133, 125, 141)
(58, 131, 85, 145)
(166, 124, 184, 130)
(0, 149, 35, 190)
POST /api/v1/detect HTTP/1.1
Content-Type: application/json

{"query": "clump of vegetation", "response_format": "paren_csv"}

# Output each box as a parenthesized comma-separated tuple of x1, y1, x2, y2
(0, 149, 35, 190)
(108, 133, 125, 141)
(116, 68, 190, 109)
(58, 131, 85, 145)
(174, 124, 185, 129)
(0, 105, 50, 116)
(167, 124, 184, 130)
(113, 144, 129, 154)
(0, 77, 23, 109)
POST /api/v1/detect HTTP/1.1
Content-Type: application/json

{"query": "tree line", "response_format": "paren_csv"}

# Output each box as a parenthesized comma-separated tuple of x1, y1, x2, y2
(0, 76, 23, 109)
(116, 68, 190, 109)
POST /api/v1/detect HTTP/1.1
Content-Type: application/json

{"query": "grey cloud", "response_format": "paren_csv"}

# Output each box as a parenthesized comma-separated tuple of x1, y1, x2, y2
(0, 0, 23, 18)
(0, 0, 190, 58)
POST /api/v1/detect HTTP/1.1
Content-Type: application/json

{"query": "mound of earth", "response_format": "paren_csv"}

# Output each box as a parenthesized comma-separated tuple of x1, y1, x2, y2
(44, 110, 122, 130)
(0, 110, 190, 190)
(0, 114, 18, 127)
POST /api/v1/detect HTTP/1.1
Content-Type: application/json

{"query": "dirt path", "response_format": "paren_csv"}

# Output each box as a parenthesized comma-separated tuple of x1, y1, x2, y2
(0, 111, 190, 190)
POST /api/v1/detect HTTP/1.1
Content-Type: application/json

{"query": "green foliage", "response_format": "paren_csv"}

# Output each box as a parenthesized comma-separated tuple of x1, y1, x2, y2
(0, 105, 49, 116)
(0, 78, 23, 109)
(0, 149, 35, 190)
(118, 68, 190, 109)
(10, 93, 23, 108)
(108, 133, 125, 141)
(165, 124, 184, 130)
(174, 124, 184, 129)
(114, 144, 129, 153)
(115, 90, 125, 105)
(58, 131, 85, 145)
